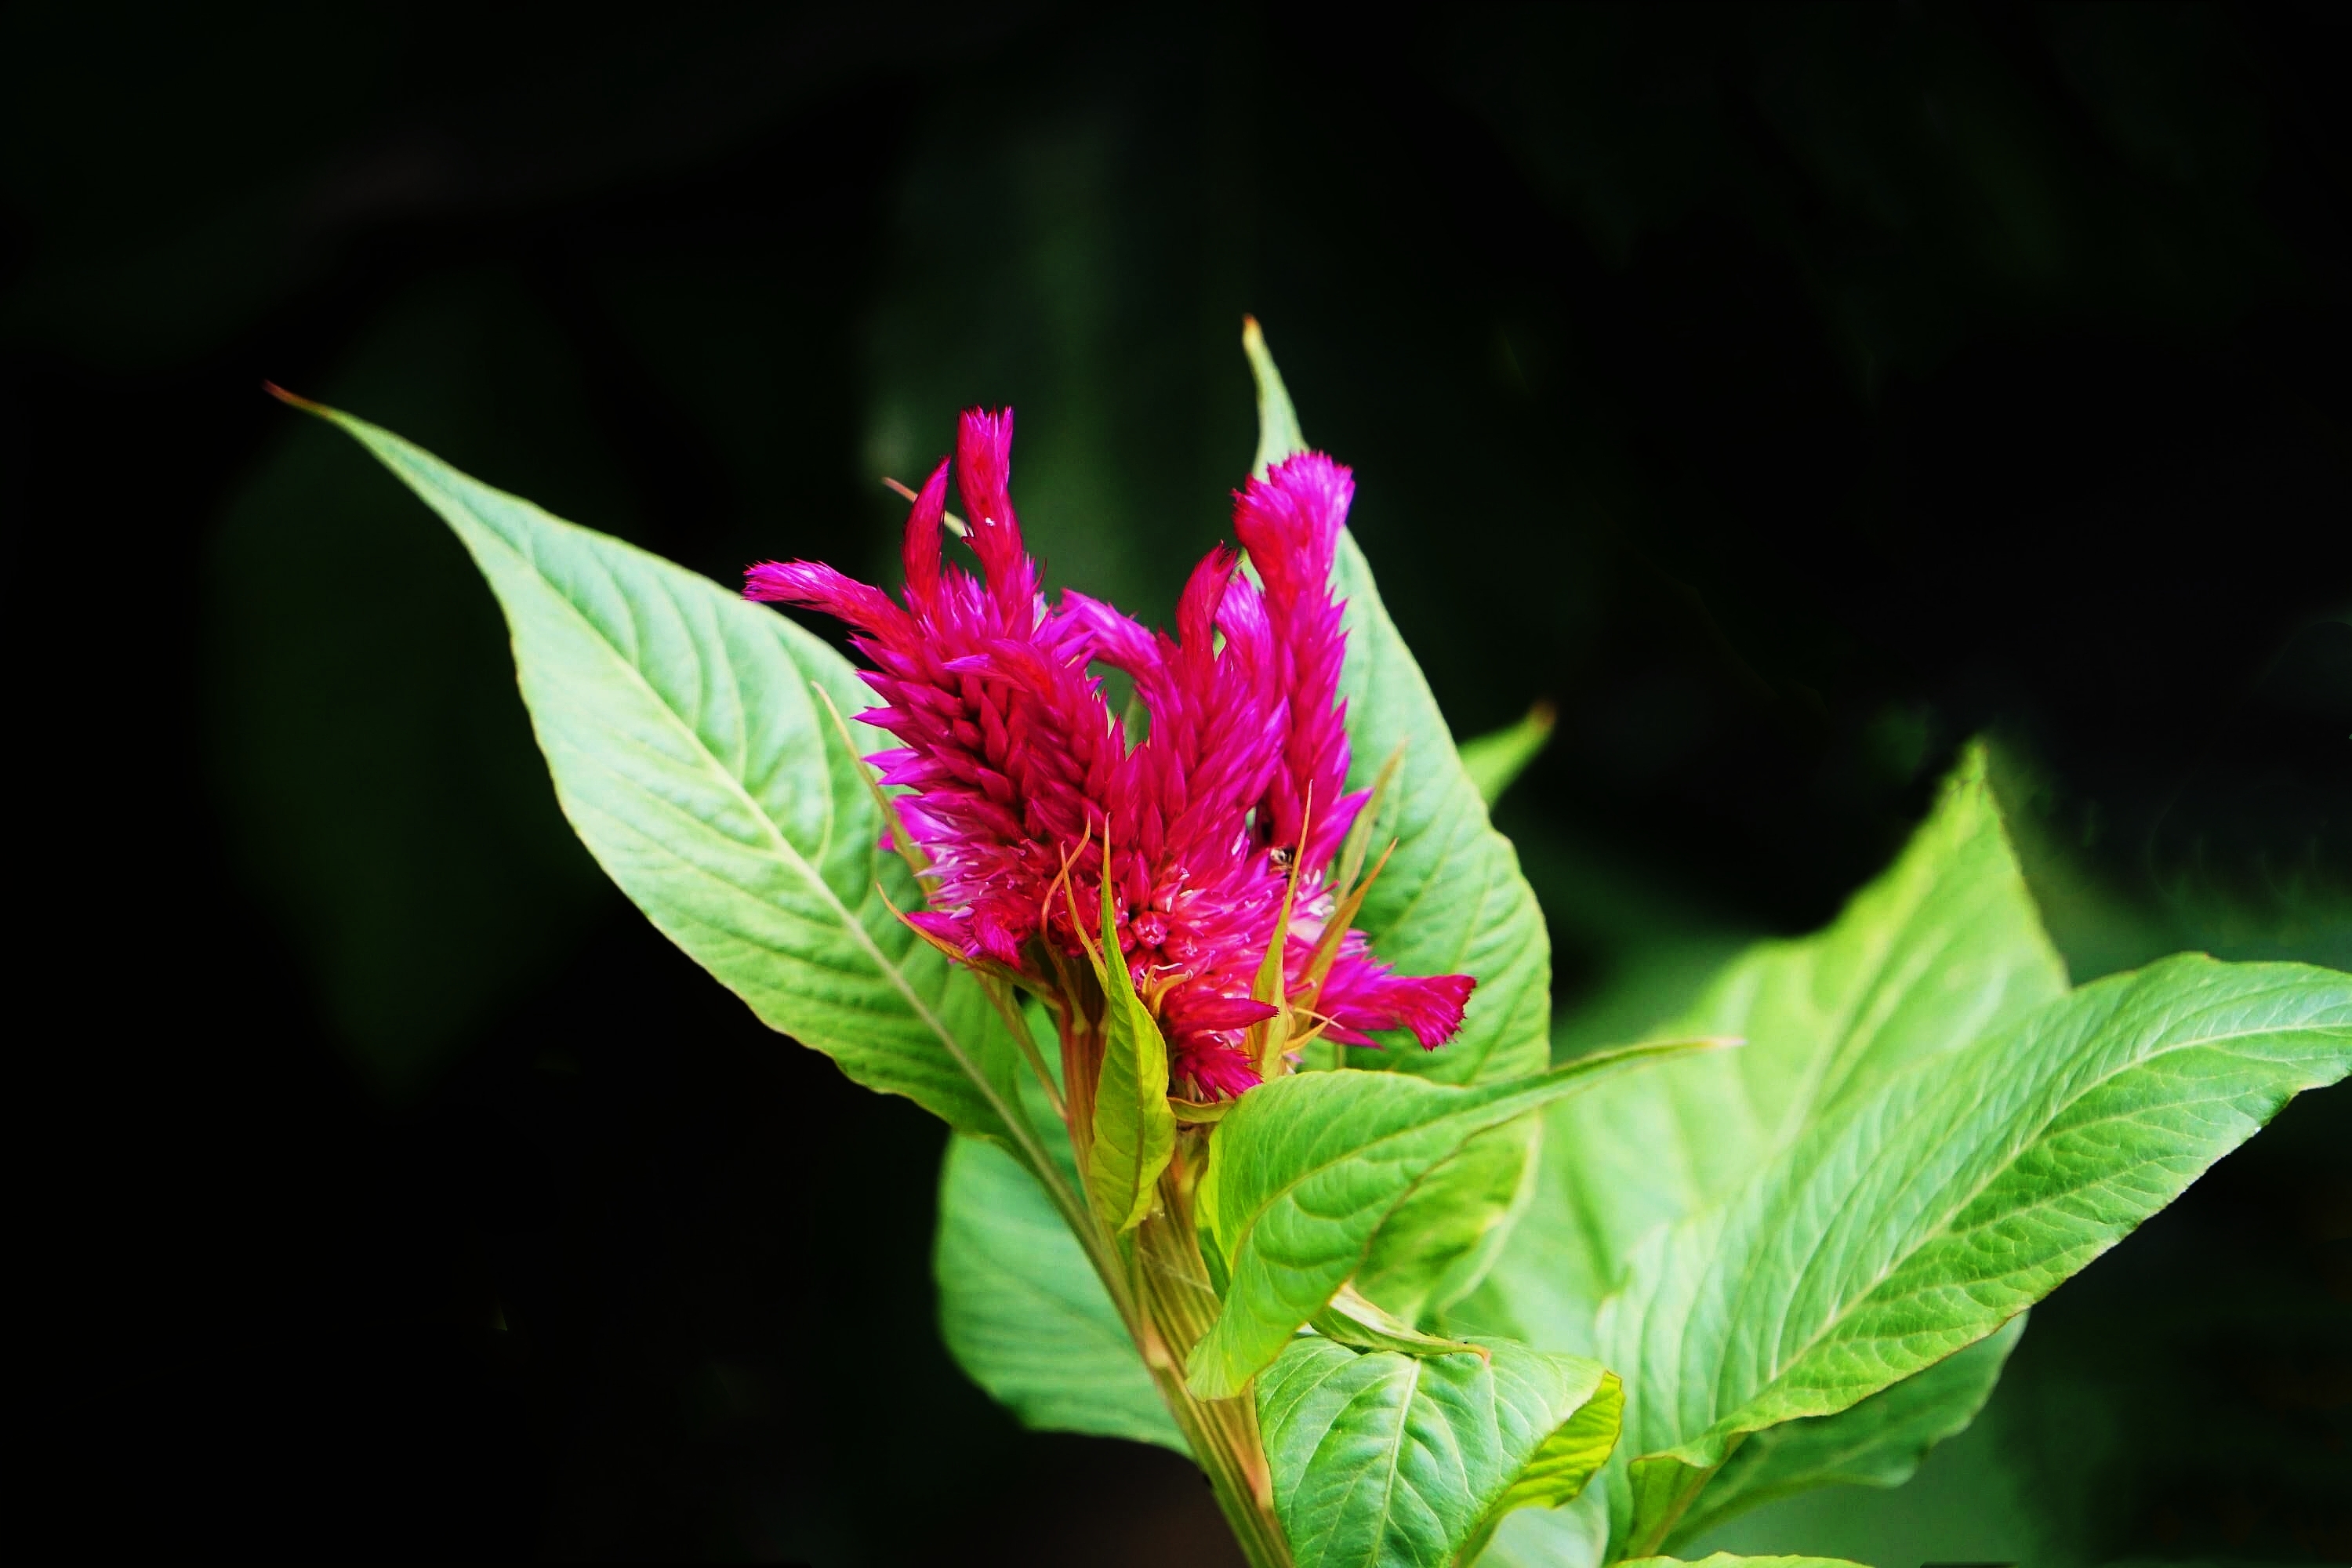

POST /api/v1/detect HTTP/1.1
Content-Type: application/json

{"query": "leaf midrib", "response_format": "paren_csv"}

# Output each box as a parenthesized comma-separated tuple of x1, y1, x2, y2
(1670, 991, 2346, 1453)
(1745, 876, 1986, 1183)
(389, 438, 1018, 1130)
(1348, 1355, 1421, 1568)
(1228, 1080, 1541, 1268)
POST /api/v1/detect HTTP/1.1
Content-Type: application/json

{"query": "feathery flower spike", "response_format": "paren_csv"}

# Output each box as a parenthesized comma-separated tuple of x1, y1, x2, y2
(746, 408, 1473, 1101)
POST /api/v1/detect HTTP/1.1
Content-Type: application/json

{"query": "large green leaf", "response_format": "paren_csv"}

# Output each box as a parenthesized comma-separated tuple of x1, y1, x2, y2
(1455, 745, 2066, 1356)
(1187, 1040, 1715, 1400)
(1467, 1363, 1625, 1562)
(303, 400, 1029, 1143)
(1246, 321, 1551, 1088)
(1258, 1334, 1619, 1568)
(1473, 1488, 1610, 1568)
(1356, 1116, 1544, 1327)
(1667, 1314, 2023, 1545)
(935, 1133, 1185, 1454)
(1603, 954, 2352, 1552)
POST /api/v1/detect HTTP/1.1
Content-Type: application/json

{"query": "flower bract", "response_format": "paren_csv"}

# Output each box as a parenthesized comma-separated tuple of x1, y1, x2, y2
(747, 409, 1472, 1099)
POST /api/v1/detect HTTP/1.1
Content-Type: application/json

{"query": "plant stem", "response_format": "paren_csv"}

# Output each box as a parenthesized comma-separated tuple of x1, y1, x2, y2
(1022, 1014, 1288, 1563)
(1127, 1165, 1293, 1568)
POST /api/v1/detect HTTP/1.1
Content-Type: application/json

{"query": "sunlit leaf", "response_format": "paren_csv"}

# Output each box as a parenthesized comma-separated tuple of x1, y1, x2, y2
(1465, 1364, 1625, 1563)
(1312, 1282, 1490, 1360)
(1603, 955, 2351, 1552)
(1456, 745, 2066, 1356)
(299, 399, 1031, 1143)
(1088, 875, 1177, 1232)
(1259, 1334, 1618, 1568)
(1668, 1315, 2024, 1544)
(1357, 1116, 1544, 1327)
(1187, 1040, 1719, 1400)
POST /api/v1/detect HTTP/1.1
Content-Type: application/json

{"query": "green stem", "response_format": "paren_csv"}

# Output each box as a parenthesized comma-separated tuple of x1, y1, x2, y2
(1127, 1167, 1293, 1567)
(978, 974, 1066, 1122)
(1010, 1011, 1287, 1563)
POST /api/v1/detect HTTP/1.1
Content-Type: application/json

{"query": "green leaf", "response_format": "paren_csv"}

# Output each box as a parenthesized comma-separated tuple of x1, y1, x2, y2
(1312, 1282, 1491, 1360)
(1617, 1557, 1870, 1568)
(1245, 315, 1309, 477)
(1666, 1314, 2024, 1545)
(299, 399, 1028, 1142)
(1245, 320, 1551, 1089)
(1357, 1116, 1544, 1327)
(1187, 1040, 1719, 1399)
(935, 1133, 1185, 1454)
(1465, 1365, 1626, 1563)
(1458, 704, 1557, 809)
(1258, 1334, 1619, 1568)
(1457, 743, 2066, 1356)
(1088, 873, 1177, 1232)
(1471, 1490, 1609, 1568)
(1604, 955, 2352, 1553)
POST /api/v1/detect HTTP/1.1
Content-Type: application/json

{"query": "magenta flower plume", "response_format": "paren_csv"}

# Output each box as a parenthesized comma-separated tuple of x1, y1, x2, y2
(746, 408, 1473, 1100)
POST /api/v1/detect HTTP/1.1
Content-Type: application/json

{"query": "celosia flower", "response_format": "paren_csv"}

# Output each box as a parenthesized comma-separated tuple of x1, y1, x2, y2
(746, 409, 1472, 1100)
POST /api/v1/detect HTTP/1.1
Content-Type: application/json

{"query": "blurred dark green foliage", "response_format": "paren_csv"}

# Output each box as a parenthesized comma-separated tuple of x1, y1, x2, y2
(6, 2, 2344, 1562)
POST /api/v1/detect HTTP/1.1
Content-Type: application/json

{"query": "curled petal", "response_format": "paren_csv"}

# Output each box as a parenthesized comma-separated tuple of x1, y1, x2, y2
(745, 561, 909, 637)
(1213, 571, 1270, 657)
(1175, 544, 1240, 653)
(906, 908, 967, 949)
(901, 456, 953, 610)
(971, 902, 1029, 965)
(1063, 592, 1162, 678)
(1319, 946, 1474, 1049)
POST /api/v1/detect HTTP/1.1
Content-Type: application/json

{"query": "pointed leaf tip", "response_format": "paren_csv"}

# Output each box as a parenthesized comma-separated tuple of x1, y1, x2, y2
(1241, 318, 1307, 479)
(1457, 701, 1559, 808)
(263, 380, 325, 414)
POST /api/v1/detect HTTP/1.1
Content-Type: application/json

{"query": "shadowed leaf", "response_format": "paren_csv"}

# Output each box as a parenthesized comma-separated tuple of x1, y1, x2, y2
(1668, 1315, 2024, 1545)
(935, 1133, 1185, 1454)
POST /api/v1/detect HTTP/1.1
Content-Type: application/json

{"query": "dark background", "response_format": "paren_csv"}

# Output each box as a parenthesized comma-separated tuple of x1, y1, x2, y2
(6, 3, 2347, 1563)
